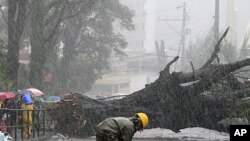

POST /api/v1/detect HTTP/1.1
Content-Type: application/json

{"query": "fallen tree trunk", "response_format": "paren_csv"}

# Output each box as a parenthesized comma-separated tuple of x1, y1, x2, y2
(48, 27, 250, 137)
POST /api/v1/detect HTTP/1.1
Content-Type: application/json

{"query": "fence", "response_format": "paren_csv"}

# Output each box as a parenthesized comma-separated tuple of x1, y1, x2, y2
(0, 108, 53, 141)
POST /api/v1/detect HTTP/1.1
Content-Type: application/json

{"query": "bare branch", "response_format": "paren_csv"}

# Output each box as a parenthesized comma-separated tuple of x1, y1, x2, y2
(201, 27, 229, 69)
(45, 1, 67, 43)
(45, 0, 61, 12)
(191, 58, 250, 94)
(190, 61, 198, 79)
(45, 0, 93, 43)
(171, 58, 250, 85)
(233, 68, 250, 74)
(0, 5, 7, 25)
(163, 56, 179, 72)
(234, 75, 250, 80)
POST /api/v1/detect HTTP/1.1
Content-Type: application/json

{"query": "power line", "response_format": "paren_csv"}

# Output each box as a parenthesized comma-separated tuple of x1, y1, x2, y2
(133, 6, 185, 18)
(158, 2, 188, 70)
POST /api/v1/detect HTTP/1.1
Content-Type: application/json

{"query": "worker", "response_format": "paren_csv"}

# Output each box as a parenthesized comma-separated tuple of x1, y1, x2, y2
(21, 93, 34, 139)
(95, 112, 149, 141)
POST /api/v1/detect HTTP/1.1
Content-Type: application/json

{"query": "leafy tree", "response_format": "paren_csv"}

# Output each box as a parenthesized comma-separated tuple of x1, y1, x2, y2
(1, 0, 133, 94)
(26, 0, 134, 94)
(55, 0, 134, 94)
(28, 0, 97, 90)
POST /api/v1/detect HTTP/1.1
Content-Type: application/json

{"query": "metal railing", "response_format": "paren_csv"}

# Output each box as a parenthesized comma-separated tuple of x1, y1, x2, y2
(0, 108, 52, 141)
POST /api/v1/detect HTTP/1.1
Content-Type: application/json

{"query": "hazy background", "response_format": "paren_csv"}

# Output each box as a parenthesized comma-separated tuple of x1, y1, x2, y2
(144, 0, 250, 53)
(88, 0, 250, 98)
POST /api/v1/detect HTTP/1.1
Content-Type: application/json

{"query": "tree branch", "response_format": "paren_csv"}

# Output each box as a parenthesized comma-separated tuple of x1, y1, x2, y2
(45, 0, 92, 43)
(45, 0, 61, 12)
(45, 1, 66, 43)
(190, 61, 199, 79)
(190, 58, 250, 94)
(201, 27, 229, 69)
(0, 6, 7, 25)
(164, 56, 179, 72)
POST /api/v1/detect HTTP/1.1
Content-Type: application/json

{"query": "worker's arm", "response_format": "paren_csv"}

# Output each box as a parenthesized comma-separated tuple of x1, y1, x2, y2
(121, 126, 135, 141)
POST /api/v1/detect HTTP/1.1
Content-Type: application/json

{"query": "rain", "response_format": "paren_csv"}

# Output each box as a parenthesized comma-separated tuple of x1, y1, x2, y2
(0, 0, 250, 141)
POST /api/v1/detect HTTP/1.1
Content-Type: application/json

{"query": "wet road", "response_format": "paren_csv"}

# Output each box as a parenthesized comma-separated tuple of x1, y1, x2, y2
(83, 138, 177, 141)
(24, 127, 230, 141)
(40, 138, 217, 141)
(43, 138, 179, 141)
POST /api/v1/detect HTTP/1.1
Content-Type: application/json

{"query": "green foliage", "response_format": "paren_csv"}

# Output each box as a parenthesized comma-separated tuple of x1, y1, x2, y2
(17, 0, 134, 95)
(50, 0, 134, 95)
(42, 55, 99, 96)
(208, 82, 250, 120)
(232, 103, 250, 120)
(233, 90, 250, 120)
(63, 54, 98, 93)
(209, 82, 233, 94)
(0, 39, 12, 91)
(79, 0, 134, 69)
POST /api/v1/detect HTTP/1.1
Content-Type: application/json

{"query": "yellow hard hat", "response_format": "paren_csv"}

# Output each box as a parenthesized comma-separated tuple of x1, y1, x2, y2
(136, 112, 149, 128)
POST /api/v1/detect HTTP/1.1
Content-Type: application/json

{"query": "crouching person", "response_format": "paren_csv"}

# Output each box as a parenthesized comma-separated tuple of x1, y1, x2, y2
(95, 112, 148, 141)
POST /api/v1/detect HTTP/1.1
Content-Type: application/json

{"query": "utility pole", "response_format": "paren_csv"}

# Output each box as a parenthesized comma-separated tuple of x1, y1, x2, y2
(155, 40, 166, 71)
(214, 0, 219, 41)
(214, 0, 220, 63)
(158, 2, 187, 70)
(181, 2, 186, 69)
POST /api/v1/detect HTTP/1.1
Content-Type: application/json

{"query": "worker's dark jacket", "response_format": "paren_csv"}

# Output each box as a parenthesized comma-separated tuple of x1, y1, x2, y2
(95, 117, 136, 141)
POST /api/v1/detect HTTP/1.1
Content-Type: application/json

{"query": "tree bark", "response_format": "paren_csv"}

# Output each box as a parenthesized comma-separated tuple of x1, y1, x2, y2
(29, 0, 46, 89)
(6, 0, 27, 88)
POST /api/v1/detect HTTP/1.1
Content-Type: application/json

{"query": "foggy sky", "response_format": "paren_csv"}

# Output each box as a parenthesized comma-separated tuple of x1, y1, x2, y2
(144, 0, 250, 53)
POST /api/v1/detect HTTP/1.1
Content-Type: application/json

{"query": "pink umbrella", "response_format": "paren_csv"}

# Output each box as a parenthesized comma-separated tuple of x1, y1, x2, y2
(26, 88, 44, 97)
(0, 92, 16, 100)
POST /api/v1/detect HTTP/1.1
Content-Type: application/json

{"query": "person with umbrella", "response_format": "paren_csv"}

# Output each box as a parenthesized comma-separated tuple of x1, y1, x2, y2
(0, 92, 16, 134)
(4, 98, 16, 137)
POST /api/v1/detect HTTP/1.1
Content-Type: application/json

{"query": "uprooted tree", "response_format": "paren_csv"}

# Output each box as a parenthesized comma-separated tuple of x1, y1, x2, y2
(47, 27, 250, 137)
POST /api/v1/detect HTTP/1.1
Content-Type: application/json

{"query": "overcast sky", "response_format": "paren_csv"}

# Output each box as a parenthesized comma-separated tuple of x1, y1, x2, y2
(144, 0, 250, 53)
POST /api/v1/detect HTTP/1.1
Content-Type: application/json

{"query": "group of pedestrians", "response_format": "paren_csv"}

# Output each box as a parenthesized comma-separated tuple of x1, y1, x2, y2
(0, 92, 35, 140)
(0, 98, 16, 135)
(2, 91, 150, 141)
